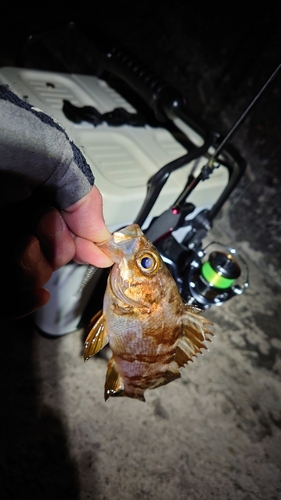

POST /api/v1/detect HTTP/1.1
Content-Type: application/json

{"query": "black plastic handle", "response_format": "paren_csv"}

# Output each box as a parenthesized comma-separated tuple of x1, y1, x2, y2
(101, 46, 212, 143)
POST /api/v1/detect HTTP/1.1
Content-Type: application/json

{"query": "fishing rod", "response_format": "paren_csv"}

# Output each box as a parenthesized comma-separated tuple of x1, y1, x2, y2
(146, 61, 281, 238)
(144, 61, 281, 309)
(206, 61, 281, 169)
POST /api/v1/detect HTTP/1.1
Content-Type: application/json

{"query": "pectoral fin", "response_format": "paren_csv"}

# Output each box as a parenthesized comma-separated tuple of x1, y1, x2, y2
(175, 307, 213, 367)
(104, 357, 124, 401)
(84, 310, 108, 360)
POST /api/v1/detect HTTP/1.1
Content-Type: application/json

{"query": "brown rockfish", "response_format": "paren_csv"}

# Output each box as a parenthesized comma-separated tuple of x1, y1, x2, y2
(84, 224, 213, 401)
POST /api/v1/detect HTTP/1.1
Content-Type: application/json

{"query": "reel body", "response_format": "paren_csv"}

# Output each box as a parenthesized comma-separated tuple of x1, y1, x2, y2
(155, 228, 249, 309)
(183, 243, 249, 309)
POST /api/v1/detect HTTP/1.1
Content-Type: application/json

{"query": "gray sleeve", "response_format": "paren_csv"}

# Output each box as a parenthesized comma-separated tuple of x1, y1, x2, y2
(0, 85, 95, 209)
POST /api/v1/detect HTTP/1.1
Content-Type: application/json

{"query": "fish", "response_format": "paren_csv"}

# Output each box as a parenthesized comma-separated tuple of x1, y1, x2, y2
(84, 224, 213, 401)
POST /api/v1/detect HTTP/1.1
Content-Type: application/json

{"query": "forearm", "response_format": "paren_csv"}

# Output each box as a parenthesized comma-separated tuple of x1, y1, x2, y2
(0, 85, 94, 209)
(0, 86, 113, 319)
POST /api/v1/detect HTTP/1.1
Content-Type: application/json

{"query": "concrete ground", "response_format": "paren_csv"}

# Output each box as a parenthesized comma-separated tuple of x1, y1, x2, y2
(1, 4, 281, 499)
(1, 215, 280, 500)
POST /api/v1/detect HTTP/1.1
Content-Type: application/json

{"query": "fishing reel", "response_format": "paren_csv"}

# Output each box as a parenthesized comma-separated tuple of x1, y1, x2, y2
(181, 242, 249, 308)
(155, 230, 249, 309)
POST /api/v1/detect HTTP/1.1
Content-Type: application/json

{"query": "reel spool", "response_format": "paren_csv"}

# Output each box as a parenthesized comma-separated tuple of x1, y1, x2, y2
(184, 242, 249, 308)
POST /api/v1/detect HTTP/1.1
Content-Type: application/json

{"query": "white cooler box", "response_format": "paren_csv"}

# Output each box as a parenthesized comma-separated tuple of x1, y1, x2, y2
(0, 67, 228, 335)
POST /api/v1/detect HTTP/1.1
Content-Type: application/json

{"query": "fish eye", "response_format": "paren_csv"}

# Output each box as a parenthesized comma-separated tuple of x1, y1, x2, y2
(136, 251, 161, 274)
(141, 257, 153, 269)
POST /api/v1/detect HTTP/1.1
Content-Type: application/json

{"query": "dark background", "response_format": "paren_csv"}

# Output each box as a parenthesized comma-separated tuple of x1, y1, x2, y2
(1, 1, 280, 268)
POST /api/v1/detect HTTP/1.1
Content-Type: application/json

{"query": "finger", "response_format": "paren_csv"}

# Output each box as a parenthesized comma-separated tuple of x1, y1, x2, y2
(0, 288, 50, 320)
(36, 208, 76, 270)
(16, 235, 53, 291)
(73, 236, 114, 267)
(62, 185, 112, 244)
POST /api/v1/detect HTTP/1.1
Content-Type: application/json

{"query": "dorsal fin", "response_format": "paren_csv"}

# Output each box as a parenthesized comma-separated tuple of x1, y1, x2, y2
(84, 310, 108, 360)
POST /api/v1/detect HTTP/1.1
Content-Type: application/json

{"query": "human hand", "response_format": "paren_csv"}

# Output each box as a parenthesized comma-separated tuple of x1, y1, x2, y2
(0, 185, 113, 319)
(61, 185, 113, 268)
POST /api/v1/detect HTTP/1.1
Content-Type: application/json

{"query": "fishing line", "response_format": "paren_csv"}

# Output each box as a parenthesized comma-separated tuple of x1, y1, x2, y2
(206, 61, 281, 170)
(210, 59, 281, 224)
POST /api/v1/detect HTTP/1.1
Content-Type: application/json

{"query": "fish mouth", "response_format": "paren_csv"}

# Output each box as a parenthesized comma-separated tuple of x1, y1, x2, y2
(109, 271, 145, 309)
(100, 224, 151, 309)
(97, 224, 143, 264)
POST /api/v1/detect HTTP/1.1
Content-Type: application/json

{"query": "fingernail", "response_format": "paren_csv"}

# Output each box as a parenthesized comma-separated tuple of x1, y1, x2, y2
(21, 238, 42, 267)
